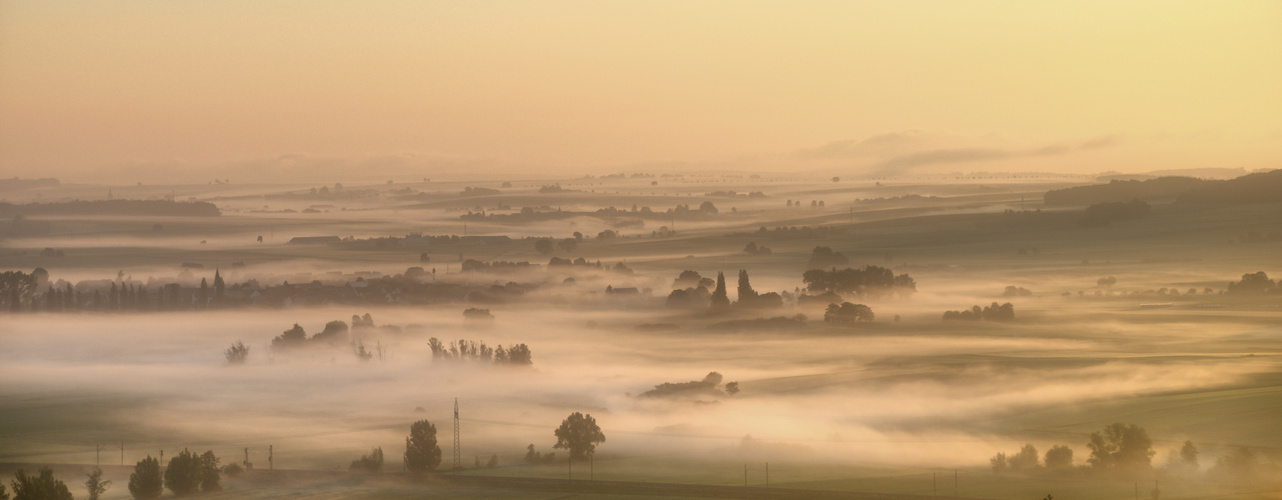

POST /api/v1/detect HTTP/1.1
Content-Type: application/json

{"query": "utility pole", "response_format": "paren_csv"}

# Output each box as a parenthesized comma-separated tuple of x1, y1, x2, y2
(121, 442, 124, 466)
(159, 450, 163, 463)
(453, 398, 461, 470)
(269, 445, 273, 470)
(96, 445, 101, 466)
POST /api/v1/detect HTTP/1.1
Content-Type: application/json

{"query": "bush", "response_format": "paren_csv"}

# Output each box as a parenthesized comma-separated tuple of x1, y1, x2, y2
(224, 341, 249, 364)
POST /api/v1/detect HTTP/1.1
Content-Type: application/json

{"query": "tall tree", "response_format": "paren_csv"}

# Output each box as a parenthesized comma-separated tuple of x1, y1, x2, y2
(212, 269, 225, 303)
(129, 456, 163, 499)
(1086, 423, 1154, 470)
(710, 272, 730, 309)
(404, 420, 442, 473)
(553, 412, 606, 461)
(736, 269, 758, 302)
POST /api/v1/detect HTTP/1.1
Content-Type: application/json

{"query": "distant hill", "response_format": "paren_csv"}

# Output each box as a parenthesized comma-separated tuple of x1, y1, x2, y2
(0, 177, 60, 191)
(1046, 169, 1282, 206)
(1044, 176, 1209, 205)
(0, 199, 221, 217)
(1177, 169, 1282, 204)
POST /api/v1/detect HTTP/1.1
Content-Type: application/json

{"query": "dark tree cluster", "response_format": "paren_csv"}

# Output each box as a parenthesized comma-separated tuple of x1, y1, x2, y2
(349, 447, 384, 473)
(740, 225, 841, 241)
(639, 371, 739, 399)
(428, 337, 532, 365)
(1079, 199, 1151, 227)
(157, 449, 220, 497)
(461, 259, 532, 273)
(0, 199, 220, 217)
(1002, 286, 1032, 297)
(824, 302, 874, 324)
(943, 302, 1014, 321)
(462, 307, 494, 320)
(1086, 423, 1154, 472)
(733, 270, 783, 309)
(1227, 271, 1276, 294)
(806, 246, 849, 269)
(802, 265, 916, 297)
(271, 320, 351, 351)
(7, 467, 73, 500)
(991, 444, 1075, 474)
(742, 241, 772, 255)
(524, 444, 558, 464)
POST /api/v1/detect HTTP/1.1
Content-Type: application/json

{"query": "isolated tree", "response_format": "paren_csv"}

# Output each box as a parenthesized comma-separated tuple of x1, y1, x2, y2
(1180, 440, 1199, 469)
(224, 341, 249, 365)
(710, 272, 730, 309)
(1087, 423, 1154, 471)
(85, 467, 111, 500)
(1044, 445, 1074, 470)
(129, 456, 163, 499)
(725, 381, 740, 396)
(990, 452, 1007, 472)
(10, 468, 72, 500)
(553, 412, 606, 461)
(404, 420, 442, 473)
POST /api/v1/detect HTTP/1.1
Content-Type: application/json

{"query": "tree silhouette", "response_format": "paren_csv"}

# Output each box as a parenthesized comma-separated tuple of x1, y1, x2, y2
(1044, 445, 1073, 470)
(404, 420, 442, 473)
(1087, 423, 1154, 471)
(736, 270, 758, 302)
(85, 467, 111, 500)
(554, 412, 606, 461)
(10, 468, 72, 500)
(349, 447, 384, 473)
(164, 449, 202, 496)
(128, 456, 163, 499)
(1180, 441, 1199, 468)
(224, 341, 249, 365)
(710, 272, 730, 309)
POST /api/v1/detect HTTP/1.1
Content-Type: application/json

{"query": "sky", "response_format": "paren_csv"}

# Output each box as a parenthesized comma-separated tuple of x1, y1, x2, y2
(1, 1, 1280, 182)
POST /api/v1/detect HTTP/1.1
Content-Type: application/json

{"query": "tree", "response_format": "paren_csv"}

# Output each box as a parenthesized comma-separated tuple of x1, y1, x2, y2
(85, 467, 111, 500)
(1179, 440, 1198, 469)
(534, 238, 554, 254)
(198, 451, 220, 492)
(1008, 444, 1040, 471)
(1044, 445, 1074, 470)
(164, 449, 203, 496)
(212, 269, 225, 303)
(404, 420, 442, 473)
(0, 483, 7, 500)
(553, 412, 606, 461)
(225, 341, 249, 365)
(725, 381, 740, 396)
(271, 323, 307, 351)
(129, 456, 163, 499)
(10, 468, 72, 500)
(710, 272, 730, 309)
(1087, 423, 1154, 471)
(736, 270, 758, 302)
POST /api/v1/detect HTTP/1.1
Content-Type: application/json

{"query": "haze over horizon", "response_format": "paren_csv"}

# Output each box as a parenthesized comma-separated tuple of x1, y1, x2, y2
(2, 1, 1280, 183)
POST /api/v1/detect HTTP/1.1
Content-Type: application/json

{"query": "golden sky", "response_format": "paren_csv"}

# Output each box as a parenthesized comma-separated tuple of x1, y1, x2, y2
(2, 1, 1280, 181)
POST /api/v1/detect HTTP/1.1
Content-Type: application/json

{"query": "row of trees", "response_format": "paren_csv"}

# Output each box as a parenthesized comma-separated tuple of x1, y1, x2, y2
(943, 302, 1014, 321)
(665, 270, 782, 310)
(2, 269, 230, 314)
(128, 449, 221, 499)
(427, 338, 532, 365)
(802, 264, 916, 298)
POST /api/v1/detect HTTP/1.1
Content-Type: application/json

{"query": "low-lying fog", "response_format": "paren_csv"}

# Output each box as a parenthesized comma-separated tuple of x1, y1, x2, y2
(3, 297, 1274, 472)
